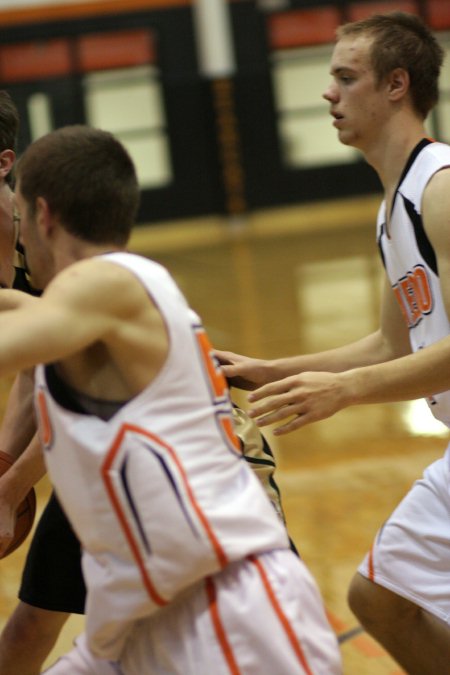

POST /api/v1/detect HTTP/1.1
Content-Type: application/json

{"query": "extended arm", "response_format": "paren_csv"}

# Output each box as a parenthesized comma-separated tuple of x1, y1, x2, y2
(0, 434, 44, 556)
(243, 279, 411, 433)
(245, 169, 450, 435)
(0, 261, 128, 378)
(217, 280, 410, 389)
(0, 368, 45, 555)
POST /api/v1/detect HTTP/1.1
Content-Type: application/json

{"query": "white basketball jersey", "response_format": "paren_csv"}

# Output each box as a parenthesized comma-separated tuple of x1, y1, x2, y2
(35, 252, 289, 657)
(377, 139, 450, 426)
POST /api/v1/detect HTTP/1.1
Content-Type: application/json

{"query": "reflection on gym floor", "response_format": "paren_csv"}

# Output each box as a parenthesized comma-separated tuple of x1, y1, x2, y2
(1, 194, 447, 674)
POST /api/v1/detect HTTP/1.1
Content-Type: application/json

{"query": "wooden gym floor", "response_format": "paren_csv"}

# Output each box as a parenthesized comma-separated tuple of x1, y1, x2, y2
(1, 194, 447, 673)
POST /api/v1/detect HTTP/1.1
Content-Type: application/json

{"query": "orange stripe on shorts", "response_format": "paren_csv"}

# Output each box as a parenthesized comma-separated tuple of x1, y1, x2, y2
(368, 543, 375, 581)
(205, 577, 241, 675)
(250, 555, 314, 675)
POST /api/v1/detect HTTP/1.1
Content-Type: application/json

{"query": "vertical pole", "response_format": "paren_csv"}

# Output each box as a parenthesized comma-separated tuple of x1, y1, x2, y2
(192, 0, 247, 217)
(192, 0, 235, 78)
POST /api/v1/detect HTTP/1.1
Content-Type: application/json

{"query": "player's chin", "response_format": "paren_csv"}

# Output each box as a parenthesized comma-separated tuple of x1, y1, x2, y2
(336, 131, 353, 145)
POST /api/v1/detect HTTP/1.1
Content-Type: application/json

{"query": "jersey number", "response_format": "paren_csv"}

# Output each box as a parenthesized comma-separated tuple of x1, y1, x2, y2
(194, 326, 241, 454)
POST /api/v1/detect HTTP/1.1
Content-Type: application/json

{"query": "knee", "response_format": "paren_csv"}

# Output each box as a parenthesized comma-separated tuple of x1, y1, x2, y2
(348, 572, 374, 625)
(1, 603, 67, 647)
(1, 604, 44, 646)
(348, 572, 418, 633)
(347, 574, 370, 621)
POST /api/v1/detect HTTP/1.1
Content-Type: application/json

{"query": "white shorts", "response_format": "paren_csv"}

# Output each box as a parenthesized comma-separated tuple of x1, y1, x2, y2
(44, 550, 342, 675)
(42, 635, 121, 675)
(358, 455, 450, 625)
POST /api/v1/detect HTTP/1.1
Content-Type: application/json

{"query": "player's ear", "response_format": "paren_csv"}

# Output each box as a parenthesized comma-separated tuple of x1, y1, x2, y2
(35, 196, 54, 236)
(0, 149, 15, 181)
(387, 67, 409, 102)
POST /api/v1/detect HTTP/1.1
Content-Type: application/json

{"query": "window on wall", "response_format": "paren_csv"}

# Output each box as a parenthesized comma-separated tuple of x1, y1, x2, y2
(0, 28, 172, 191)
(271, 45, 357, 168)
(267, 7, 357, 169)
(27, 92, 53, 140)
(79, 29, 172, 190)
(84, 66, 171, 189)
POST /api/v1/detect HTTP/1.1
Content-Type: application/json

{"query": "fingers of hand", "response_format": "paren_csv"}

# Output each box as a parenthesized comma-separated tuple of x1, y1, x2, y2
(247, 379, 307, 430)
(248, 384, 299, 416)
(248, 376, 296, 403)
(273, 414, 308, 436)
(214, 350, 232, 366)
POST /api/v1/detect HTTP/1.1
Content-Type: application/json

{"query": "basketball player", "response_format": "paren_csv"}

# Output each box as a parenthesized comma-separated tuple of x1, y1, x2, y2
(217, 12, 450, 675)
(0, 90, 90, 675)
(0, 95, 298, 675)
(0, 125, 341, 674)
(0, 92, 72, 674)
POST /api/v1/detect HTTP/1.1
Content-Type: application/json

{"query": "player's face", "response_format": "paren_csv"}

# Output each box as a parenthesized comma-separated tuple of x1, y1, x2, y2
(0, 180, 15, 289)
(323, 35, 389, 152)
(14, 183, 52, 288)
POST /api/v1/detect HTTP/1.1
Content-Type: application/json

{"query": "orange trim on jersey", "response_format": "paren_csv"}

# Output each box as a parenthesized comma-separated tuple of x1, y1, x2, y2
(368, 544, 375, 581)
(101, 436, 167, 607)
(205, 577, 241, 675)
(195, 327, 228, 402)
(220, 415, 242, 454)
(103, 423, 228, 571)
(250, 555, 314, 675)
(36, 389, 53, 448)
(194, 326, 241, 455)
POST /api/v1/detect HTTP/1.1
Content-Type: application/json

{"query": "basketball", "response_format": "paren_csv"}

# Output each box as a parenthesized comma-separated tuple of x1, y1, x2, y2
(0, 450, 36, 559)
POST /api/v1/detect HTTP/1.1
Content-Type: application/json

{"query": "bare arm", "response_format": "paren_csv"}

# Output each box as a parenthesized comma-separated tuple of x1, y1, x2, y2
(0, 368, 36, 460)
(0, 434, 45, 556)
(0, 288, 40, 311)
(0, 367, 45, 554)
(244, 278, 411, 433)
(348, 168, 450, 405)
(0, 261, 133, 378)
(217, 279, 410, 389)
(247, 169, 450, 435)
(302, 171, 450, 417)
(0, 258, 168, 400)
(0, 277, 45, 551)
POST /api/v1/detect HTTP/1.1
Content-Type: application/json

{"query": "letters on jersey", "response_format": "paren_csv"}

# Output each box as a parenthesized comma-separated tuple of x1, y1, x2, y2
(377, 139, 450, 425)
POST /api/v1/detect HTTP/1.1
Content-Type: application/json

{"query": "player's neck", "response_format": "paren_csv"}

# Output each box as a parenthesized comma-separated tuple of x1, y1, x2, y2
(53, 234, 124, 274)
(366, 119, 428, 195)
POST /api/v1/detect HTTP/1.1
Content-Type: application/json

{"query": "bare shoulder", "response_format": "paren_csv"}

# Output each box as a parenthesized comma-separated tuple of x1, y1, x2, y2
(44, 257, 154, 319)
(427, 164, 450, 186)
(423, 167, 450, 208)
(0, 289, 40, 311)
(422, 168, 450, 245)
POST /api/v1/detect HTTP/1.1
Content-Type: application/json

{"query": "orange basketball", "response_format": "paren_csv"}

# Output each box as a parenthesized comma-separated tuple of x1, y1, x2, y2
(0, 450, 36, 559)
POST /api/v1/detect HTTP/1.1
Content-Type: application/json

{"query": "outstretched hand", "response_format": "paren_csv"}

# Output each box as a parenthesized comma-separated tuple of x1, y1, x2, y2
(215, 349, 269, 391)
(247, 371, 349, 435)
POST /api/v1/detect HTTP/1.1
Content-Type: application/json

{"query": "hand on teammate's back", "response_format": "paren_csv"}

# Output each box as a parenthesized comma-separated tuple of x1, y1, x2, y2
(214, 349, 270, 391)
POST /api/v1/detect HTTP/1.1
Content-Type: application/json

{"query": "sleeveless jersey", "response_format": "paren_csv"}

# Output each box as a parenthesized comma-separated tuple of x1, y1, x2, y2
(377, 139, 450, 426)
(34, 252, 289, 655)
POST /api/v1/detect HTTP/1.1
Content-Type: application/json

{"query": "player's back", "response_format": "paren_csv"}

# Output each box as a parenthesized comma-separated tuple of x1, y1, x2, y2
(36, 252, 290, 624)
